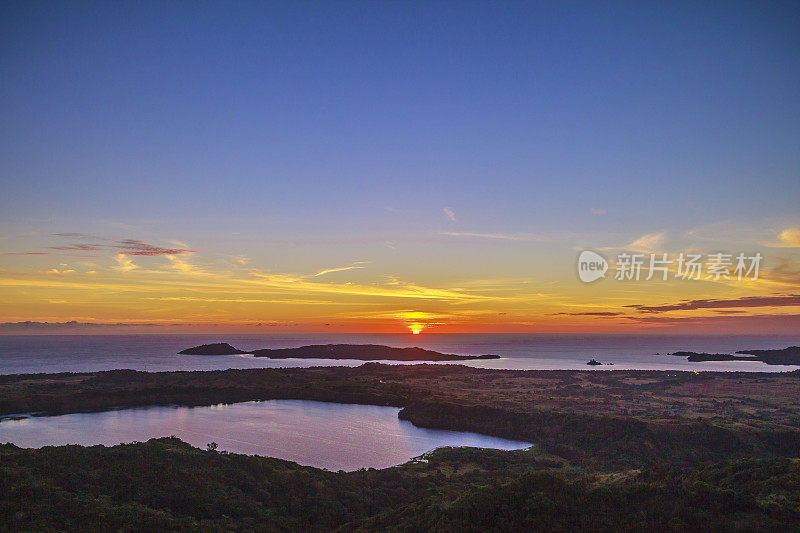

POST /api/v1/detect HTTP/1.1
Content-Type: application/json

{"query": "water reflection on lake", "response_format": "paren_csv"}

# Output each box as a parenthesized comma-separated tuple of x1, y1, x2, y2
(0, 400, 530, 471)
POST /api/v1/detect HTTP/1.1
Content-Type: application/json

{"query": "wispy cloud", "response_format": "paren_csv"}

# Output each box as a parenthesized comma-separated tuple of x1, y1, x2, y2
(765, 228, 800, 248)
(346, 309, 453, 321)
(590, 207, 606, 215)
(115, 239, 196, 256)
(114, 253, 138, 273)
(551, 311, 622, 316)
(242, 270, 487, 301)
(1, 252, 50, 255)
(598, 231, 667, 253)
(49, 244, 103, 252)
(439, 232, 544, 241)
(626, 294, 800, 313)
(622, 313, 800, 326)
(314, 262, 369, 277)
(165, 255, 205, 275)
(48, 235, 196, 256)
(45, 268, 75, 275)
(762, 257, 800, 287)
(148, 296, 348, 305)
(626, 232, 666, 253)
(0, 321, 165, 331)
(52, 233, 100, 238)
(683, 219, 798, 245)
(443, 207, 457, 222)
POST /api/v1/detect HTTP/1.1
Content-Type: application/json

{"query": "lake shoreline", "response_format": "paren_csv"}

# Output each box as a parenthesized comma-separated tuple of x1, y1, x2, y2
(3, 364, 800, 529)
(2, 363, 797, 419)
(0, 398, 532, 471)
(2, 364, 800, 469)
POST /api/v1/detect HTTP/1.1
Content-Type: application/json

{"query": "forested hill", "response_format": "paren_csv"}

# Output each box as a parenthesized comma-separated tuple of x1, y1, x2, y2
(1, 438, 799, 531)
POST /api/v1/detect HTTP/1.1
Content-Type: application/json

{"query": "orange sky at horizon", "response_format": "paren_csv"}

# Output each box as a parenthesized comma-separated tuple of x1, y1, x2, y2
(3, 3, 800, 337)
(1, 224, 799, 335)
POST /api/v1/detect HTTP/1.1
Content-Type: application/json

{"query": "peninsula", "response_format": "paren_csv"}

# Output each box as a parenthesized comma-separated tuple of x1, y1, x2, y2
(671, 346, 800, 365)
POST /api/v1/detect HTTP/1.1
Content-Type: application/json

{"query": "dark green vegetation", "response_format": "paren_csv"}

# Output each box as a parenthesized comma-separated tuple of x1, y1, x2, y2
(2, 365, 800, 530)
(1, 438, 799, 531)
(671, 346, 800, 365)
(178, 343, 250, 355)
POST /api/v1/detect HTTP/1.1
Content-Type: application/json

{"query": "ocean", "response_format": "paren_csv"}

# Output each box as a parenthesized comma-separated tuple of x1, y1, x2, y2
(1, 333, 799, 375)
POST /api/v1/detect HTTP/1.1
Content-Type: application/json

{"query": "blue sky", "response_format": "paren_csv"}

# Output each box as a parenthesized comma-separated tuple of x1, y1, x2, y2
(1, 1, 799, 332)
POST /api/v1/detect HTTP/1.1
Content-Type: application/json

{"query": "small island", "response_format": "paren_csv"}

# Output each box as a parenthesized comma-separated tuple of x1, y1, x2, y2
(586, 359, 603, 366)
(670, 352, 755, 363)
(178, 343, 250, 355)
(252, 344, 501, 361)
(178, 343, 501, 361)
(671, 346, 800, 366)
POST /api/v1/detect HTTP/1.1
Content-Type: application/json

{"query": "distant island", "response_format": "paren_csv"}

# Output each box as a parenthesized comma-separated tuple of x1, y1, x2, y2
(178, 343, 250, 355)
(670, 352, 756, 363)
(179, 343, 501, 361)
(671, 346, 800, 366)
(254, 344, 501, 361)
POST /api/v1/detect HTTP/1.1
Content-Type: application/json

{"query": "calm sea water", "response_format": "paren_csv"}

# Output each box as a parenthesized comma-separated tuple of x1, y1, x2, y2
(1, 333, 799, 374)
(0, 399, 531, 470)
(2, 334, 797, 468)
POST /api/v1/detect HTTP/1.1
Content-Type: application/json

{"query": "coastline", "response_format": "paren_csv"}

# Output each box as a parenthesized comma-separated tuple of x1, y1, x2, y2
(4, 333, 800, 376)
(2, 364, 799, 468)
(3, 363, 800, 529)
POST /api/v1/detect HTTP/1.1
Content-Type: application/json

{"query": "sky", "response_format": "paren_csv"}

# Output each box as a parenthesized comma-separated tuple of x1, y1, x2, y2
(1, 1, 799, 334)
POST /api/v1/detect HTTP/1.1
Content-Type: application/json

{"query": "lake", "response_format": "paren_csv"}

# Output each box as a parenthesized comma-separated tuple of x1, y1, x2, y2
(0, 399, 531, 471)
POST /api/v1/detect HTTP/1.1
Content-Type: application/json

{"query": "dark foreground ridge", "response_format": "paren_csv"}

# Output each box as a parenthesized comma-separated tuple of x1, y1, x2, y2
(2, 365, 800, 530)
(671, 345, 800, 365)
(252, 343, 501, 360)
(2, 437, 799, 531)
